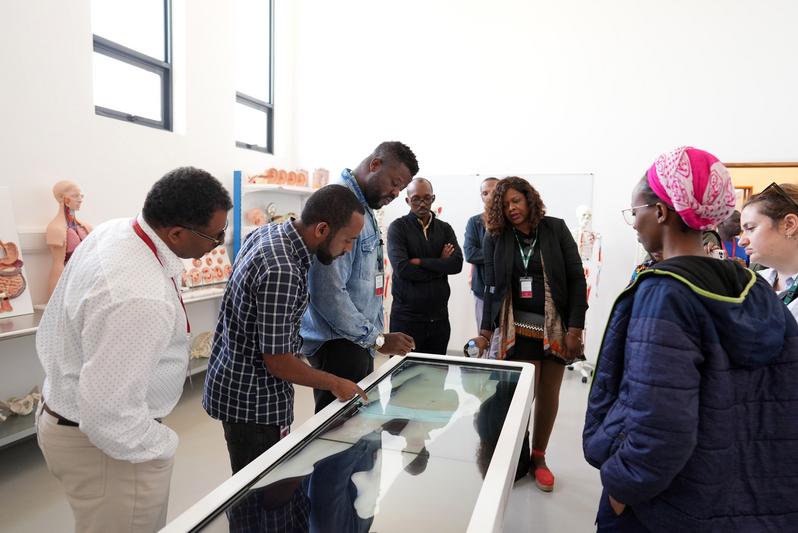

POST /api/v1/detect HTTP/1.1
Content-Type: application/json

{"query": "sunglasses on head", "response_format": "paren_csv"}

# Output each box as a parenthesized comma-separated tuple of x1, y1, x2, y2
(760, 182, 798, 213)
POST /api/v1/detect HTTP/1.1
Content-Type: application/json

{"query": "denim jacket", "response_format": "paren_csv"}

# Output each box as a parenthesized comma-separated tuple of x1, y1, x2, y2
(299, 169, 384, 356)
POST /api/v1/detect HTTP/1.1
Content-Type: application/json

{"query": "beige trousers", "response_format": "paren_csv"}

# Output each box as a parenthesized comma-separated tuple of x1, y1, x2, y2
(36, 406, 174, 533)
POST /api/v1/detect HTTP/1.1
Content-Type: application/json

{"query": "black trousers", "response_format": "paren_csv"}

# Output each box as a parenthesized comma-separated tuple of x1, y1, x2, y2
(389, 317, 451, 355)
(222, 421, 281, 474)
(309, 338, 373, 413)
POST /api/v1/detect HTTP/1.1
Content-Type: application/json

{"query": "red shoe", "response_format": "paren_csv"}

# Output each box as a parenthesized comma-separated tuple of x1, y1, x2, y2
(532, 449, 554, 492)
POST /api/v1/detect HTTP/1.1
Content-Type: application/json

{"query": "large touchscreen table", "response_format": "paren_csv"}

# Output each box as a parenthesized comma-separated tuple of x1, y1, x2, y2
(162, 354, 534, 533)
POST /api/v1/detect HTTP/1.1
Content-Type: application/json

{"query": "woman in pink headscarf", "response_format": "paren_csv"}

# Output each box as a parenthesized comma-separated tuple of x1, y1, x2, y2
(583, 147, 798, 532)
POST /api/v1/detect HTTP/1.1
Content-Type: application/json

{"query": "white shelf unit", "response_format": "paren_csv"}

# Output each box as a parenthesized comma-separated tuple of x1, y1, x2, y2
(0, 286, 223, 450)
(232, 172, 316, 258)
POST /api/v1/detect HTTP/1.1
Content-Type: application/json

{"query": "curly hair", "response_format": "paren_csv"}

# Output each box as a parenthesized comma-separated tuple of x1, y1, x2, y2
(143, 167, 232, 229)
(483, 177, 546, 236)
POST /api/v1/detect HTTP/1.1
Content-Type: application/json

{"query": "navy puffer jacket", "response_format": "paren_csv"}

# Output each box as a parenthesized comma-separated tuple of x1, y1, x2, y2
(583, 256, 798, 532)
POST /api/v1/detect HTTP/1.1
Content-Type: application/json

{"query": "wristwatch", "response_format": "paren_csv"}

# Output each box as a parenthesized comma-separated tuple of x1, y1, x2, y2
(372, 334, 385, 350)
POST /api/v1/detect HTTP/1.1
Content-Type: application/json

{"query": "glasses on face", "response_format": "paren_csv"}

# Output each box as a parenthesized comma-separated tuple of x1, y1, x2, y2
(185, 219, 228, 247)
(621, 204, 655, 225)
(409, 195, 434, 206)
(760, 182, 798, 213)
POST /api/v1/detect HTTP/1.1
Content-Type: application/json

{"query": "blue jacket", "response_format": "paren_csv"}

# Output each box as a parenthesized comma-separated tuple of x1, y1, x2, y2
(463, 213, 487, 296)
(583, 256, 798, 532)
(300, 169, 384, 356)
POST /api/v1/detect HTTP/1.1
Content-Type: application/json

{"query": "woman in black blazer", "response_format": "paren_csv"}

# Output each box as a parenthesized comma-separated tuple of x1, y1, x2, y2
(471, 177, 587, 492)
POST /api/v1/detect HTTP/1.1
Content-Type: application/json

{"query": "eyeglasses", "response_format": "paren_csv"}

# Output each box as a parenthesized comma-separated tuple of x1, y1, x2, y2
(621, 204, 655, 225)
(185, 219, 228, 247)
(760, 182, 798, 213)
(409, 195, 434, 206)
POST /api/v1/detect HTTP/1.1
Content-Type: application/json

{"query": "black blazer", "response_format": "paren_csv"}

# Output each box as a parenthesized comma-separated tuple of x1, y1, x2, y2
(480, 216, 587, 332)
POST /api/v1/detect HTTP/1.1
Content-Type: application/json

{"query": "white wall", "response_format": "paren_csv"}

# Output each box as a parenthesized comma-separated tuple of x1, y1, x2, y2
(0, 0, 297, 305)
(291, 0, 798, 358)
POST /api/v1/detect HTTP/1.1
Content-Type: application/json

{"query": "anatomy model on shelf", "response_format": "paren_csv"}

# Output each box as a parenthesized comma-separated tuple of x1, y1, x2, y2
(247, 168, 311, 187)
(0, 386, 41, 423)
(0, 240, 26, 313)
(0, 186, 33, 318)
(245, 204, 295, 226)
(45, 180, 92, 298)
(180, 246, 233, 289)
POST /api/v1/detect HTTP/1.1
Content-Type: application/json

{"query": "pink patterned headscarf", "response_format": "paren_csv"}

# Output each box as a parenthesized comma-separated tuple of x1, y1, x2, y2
(646, 146, 736, 231)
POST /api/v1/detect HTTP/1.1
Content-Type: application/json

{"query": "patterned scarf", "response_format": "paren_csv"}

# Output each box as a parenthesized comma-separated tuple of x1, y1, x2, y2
(496, 253, 580, 363)
(646, 146, 736, 231)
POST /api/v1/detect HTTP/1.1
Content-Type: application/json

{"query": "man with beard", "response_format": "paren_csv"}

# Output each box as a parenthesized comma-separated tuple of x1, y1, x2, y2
(387, 178, 462, 354)
(203, 185, 368, 474)
(301, 141, 418, 412)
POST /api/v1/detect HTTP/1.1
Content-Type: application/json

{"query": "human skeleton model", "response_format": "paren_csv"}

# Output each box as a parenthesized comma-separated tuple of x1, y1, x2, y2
(0, 240, 26, 313)
(575, 205, 602, 300)
(45, 181, 91, 298)
(571, 206, 601, 382)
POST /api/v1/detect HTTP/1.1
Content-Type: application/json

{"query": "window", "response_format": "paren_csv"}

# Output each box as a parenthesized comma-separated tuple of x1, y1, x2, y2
(91, 0, 172, 130)
(235, 0, 274, 153)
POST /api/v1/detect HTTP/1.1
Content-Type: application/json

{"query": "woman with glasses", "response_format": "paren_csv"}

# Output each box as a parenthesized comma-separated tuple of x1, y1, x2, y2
(739, 182, 798, 320)
(469, 176, 587, 492)
(584, 146, 798, 532)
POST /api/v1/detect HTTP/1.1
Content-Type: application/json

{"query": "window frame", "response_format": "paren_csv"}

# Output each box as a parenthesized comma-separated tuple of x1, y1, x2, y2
(235, 0, 275, 154)
(92, 0, 173, 131)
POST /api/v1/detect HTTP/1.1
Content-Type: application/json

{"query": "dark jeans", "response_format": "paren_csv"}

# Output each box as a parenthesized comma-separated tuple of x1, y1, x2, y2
(222, 421, 281, 474)
(595, 489, 649, 532)
(309, 338, 374, 414)
(389, 317, 451, 355)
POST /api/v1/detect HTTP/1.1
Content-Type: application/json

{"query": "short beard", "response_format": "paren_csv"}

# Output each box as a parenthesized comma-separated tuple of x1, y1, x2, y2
(316, 234, 335, 265)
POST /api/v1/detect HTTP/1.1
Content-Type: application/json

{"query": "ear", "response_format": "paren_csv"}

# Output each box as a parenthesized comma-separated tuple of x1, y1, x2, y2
(165, 226, 184, 244)
(405, 197, 411, 206)
(369, 158, 382, 173)
(655, 203, 670, 224)
(431, 194, 436, 204)
(783, 213, 798, 237)
(315, 222, 330, 239)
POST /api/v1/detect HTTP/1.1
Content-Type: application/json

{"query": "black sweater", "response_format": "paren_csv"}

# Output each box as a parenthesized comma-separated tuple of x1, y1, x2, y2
(481, 216, 587, 332)
(387, 213, 463, 321)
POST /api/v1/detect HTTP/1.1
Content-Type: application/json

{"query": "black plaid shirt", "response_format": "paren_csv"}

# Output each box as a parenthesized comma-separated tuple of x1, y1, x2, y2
(203, 221, 313, 427)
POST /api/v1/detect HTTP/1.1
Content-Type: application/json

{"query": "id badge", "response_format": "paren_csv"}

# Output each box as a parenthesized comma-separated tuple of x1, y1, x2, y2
(520, 277, 533, 299)
(375, 273, 385, 296)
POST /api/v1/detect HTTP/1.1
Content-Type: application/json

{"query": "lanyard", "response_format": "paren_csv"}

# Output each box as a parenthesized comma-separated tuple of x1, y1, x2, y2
(131, 219, 190, 334)
(513, 229, 537, 275)
(782, 277, 798, 306)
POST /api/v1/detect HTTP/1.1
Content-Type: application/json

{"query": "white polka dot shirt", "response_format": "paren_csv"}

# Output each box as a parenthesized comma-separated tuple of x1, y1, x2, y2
(37, 215, 189, 463)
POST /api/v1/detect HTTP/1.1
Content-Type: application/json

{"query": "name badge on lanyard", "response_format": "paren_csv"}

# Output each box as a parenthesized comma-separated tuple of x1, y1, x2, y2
(514, 229, 536, 299)
(375, 273, 385, 296)
(520, 277, 533, 299)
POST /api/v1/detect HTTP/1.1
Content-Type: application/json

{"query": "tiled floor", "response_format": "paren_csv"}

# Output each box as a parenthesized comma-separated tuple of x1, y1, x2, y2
(0, 362, 601, 532)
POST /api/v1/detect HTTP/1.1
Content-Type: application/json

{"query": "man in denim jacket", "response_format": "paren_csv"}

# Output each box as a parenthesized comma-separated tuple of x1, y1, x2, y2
(300, 142, 418, 412)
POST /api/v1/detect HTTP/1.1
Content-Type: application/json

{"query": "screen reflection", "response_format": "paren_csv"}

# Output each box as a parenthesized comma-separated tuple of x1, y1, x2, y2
(199, 360, 522, 533)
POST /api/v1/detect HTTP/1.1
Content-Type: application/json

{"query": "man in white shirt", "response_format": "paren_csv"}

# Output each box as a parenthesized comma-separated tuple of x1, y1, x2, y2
(36, 167, 232, 533)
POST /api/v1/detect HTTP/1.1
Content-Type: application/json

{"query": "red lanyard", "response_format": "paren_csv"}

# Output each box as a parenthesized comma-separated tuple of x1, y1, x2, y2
(131, 219, 190, 334)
